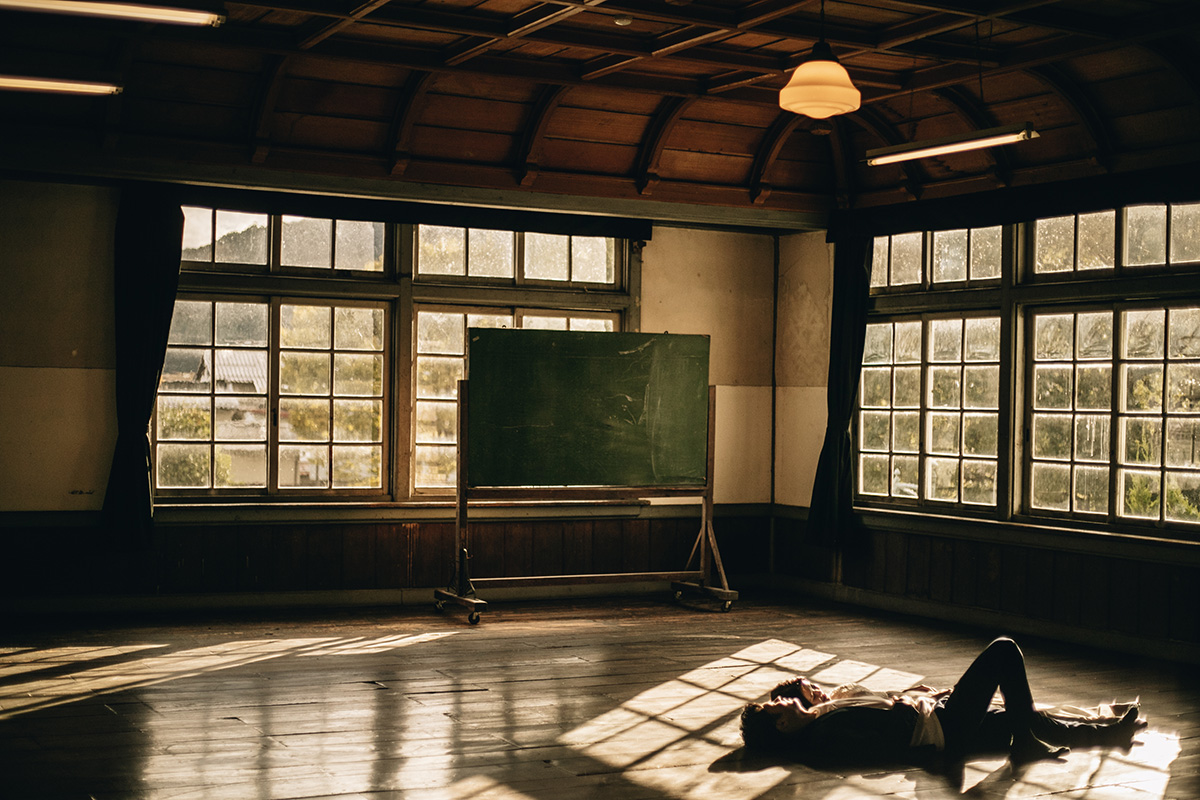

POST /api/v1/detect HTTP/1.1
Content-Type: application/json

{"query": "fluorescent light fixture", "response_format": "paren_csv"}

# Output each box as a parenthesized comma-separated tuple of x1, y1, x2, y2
(865, 123, 1039, 166)
(0, 74, 123, 94)
(0, 0, 224, 26)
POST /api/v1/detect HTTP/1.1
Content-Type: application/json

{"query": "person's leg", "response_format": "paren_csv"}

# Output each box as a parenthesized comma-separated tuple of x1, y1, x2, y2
(936, 638, 1067, 764)
(1031, 706, 1144, 748)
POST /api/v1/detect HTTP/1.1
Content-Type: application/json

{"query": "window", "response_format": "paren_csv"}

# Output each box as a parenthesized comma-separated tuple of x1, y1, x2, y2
(157, 207, 631, 500)
(857, 203, 1200, 538)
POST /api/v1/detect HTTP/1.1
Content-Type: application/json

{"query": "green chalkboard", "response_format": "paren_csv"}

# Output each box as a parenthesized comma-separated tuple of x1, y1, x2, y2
(466, 329, 710, 488)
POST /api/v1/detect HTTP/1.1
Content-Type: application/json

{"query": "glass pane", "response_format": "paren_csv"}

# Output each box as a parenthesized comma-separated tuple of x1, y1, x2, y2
(863, 323, 893, 365)
(181, 206, 213, 261)
(1171, 203, 1200, 264)
(860, 411, 890, 451)
(334, 354, 383, 396)
(962, 413, 997, 457)
(1122, 364, 1163, 411)
(418, 225, 465, 276)
(929, 319, 962, 362)
(1125, 205, 1167, 266)
(468, 313, 513, 330)
(1073, 465, 1109, 514)
(963, 366, 999, 409)
(1123, 309, 1165, 359)
(1167, 363, 1200, 412)
(281, 305, 332, 349)
(1122, 416, 1162, 465)
(1168, 307, 1200, 358)
(964, 317, 999, 361)
(280, 352, 330, 395)
(893, 411, 919, 453)
(415, 445, 456, 488)
(215, 444, 266, 488)
(160, 348, 211, 393)
(169, 300, 212, 345)
(1076, 312, 1113, 359)
(859, 454, 889, 495)
(1120, 469, 1160, 519)
(572, 237, 615, 283)
(214, 349, 267, 395)
(523, 315, 568, 330)
(860, 367, 891, 408)
(416, 356, 463, 400)
(156, 444, 210, 488)
(870, 237, 888, 288)
(1074, 415, 1110, 462)
(1034, 216, 1074, 273)
(895, 322, 921, 362)
(214, 211, 268, 265)
(279, 445, 329, 488)
(969, 226, 1002, 280)
(892, 456, 918, 498)
(890, 233, 922, 285)
(468, 228, 515, 278)
(1165, 471, 1200, 523)
(281, 215, 332, 268)
(1032, 414, 1071, 460)
(525, 232, 569, 281)
(927, 412, 960, 455)
(1166, 418, 1200, 468)
(416, 401, 456, 444)
(1033, 365, 1072, 410)
(1077, 210, 1115, 270)
(893, 367, 920, 408)
(1075, 365, 1112, 410)
(157, 396, 210, 440)
(280, 398, 330, 441)
(333, 445, 381, 488)
(1031, 462, 1070, 510)
(927, 457, 959, 501)
(928, 366, 961, 408)
(932, 229, 967, 283)
(335, 307, 384, 351)
(335, 220, 384, 272)
(334, 399, 381, 442)
(214, 396, 267, 441)
(215, 302, 267, 347)
(571, 317, 613, 332)
(962, 460, 997, 505)
(417, 311, 464, 355)
(1034, 314, 1073, 360)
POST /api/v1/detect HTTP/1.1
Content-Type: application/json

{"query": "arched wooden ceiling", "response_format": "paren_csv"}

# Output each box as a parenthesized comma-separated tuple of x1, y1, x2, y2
(2, 0, 1200, 227)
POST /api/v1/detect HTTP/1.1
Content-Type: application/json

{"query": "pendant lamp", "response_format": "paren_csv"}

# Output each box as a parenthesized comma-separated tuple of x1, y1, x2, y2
(779, 1, 860, 119)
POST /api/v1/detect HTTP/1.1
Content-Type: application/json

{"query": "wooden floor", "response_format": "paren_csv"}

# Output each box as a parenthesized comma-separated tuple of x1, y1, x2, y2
(1, 594, 1197, 800)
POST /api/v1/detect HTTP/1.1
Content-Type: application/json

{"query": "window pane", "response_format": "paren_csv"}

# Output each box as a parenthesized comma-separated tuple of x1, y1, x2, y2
(1166, 418, 1200, 468)
(279, 445, 328, 488)
(1124, 205, 1167, 266)
(215, 396, 267, 440)
(334, 399, 381, 442)
(280, 352, 330, 395)
(157, 396, 210, 440)
(1035, 314, 1073, 360)
(964, 317, 999, 361)
(181, 206, 213, 261)
(1122, 365, 1162, 411)
(1122, 417, 1162, 465)
(1120, 469, 1160, 518)
(963, 366, 998, 409)
(870, 237, 888, 288)
(416, 401, 456, 443)
(157, 444, 211, 488)
(334, 354, 382, 396)
(893, 367, 920, 408)
(417, 311, 464, 355)
(927, 458, 959, 501)
(333, 445, 381, 488)
(1165, 472, 1200, 523)
(930, 319, 963, 362)
(895, 322, 921, 362)
(893, 411, 919, 452)
(281, 215, 332, 268)
(335, 220, 384, 272)
(572, 236, 615, 283)
(1033, 365, 1071, 410)
(863, 323, 892, 364)
(1171, 203, 1200, 264)
(1077, 210, 1115, 270)
(161, 349, 211, 393)
(890, 233, 922, 285)
(215, 444, 266, 488)
(571, 317, 614, 332)
(415, 445, 456, 488)
(169, 300, 212, 345)
(468, 228, 515, 278)
(214, 211, 268, 264)
(1077, 312, 1112, 359)
(1167, 363, 1200, 412)
(1123, 309, 1165, 359)
(1168, 307, 1200, 358)
(860, 367, 891, 407)
(1035, 216, 1074, 273)
(860, 411, 890, 451)
(963, 413, 997, 457)
(1074, 415, 1110, 462)
(928, 366, 961, 408)
(927, 412, 960, 455)
(860, 454, 889, 495)
(1075, 365, 1111, 410)
(892, 456, 918, 497)
(418, 225, 466, 276)
(523, 315, 568, 330)
(214, 349, 267, 394)
(969, 226, 1002, 280)
(1032, 414, 1071, 460)
(468, 313, 512, 330)
(1031, 462, 1070, 510)
(280, 398, 330, 441)
(281, 305, 332, 349)
(416, 356, 463, 400)
(932, 229, 967, 283)
(525, 232, 569, 281)
(335, 307, 384, 351)
(215, 302, 267, 347)
(1073, 465, 1109, 514)
(962, 460, 997, 505)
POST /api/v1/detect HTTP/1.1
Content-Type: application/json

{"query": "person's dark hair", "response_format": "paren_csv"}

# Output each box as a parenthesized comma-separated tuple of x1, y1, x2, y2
(770, 677, 814, 705)
(740, 703, 787, 751)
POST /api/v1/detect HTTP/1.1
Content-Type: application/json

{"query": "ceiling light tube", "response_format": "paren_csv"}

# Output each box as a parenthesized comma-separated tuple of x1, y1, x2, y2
(0, 0, 224, 26)
(865, 123, 1039, 166)
(0, 74, 123, 95)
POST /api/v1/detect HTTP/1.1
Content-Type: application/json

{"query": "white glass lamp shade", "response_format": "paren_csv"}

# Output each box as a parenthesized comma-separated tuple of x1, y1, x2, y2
(779, 42, 860, 119)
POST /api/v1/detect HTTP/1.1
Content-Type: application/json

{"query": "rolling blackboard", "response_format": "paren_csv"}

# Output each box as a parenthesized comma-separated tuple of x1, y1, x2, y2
(466, 329, 710, 488)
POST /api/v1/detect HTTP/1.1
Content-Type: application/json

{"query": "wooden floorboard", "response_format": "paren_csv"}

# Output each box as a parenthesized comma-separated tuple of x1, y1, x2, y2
(1, 594, 1197, 799)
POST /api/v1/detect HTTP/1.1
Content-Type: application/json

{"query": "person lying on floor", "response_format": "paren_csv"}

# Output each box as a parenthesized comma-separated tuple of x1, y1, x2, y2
(740, 637, 1145, 767)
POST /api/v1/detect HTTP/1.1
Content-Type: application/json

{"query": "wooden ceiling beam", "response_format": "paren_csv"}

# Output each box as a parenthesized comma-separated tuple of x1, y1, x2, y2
(251, 55, 289, 164)
(297, 0, 395, 50)
(1028, 64, 1114, 172)
(635, 97, 694, 196)
(749, 112, 802, 204)
(933, 85, 1009, 186)
(516, 84, 570, 186)
(387, 71, 433, 177)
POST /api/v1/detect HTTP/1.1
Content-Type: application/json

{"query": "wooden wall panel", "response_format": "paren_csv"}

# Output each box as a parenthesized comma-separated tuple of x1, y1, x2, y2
(562, 520, 594, 574)
(531, 521, 565, 576)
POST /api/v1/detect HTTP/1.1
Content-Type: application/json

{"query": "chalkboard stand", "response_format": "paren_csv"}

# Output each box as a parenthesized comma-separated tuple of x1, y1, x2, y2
(433, 383, 737, 624)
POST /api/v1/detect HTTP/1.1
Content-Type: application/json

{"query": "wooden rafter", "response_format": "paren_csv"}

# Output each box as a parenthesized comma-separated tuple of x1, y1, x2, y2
(1028, 64, 1114, 172)
(635, 96, 695, 196)
(387, 71, 433, 177)
(251, 55, 290, 164)
(749, 112, 802, 204)
(516, 85, 570, 187)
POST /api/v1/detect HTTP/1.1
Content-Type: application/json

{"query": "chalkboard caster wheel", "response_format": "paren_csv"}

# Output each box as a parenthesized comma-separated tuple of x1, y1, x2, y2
(670, 580, 738, 611)
(433, 588, 488, 624)
(722, 600, 733, 612)
(468, 611, 481, 625)
(673, 590, 683, 602)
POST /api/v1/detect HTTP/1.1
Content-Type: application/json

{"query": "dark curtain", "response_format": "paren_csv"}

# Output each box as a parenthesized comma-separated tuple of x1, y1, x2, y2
(804, 233, 873, 550)
(102, 185, 183, 550)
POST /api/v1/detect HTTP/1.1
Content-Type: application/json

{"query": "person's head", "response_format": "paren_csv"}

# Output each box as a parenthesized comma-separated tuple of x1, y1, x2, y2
(740, 696, 818, 751)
